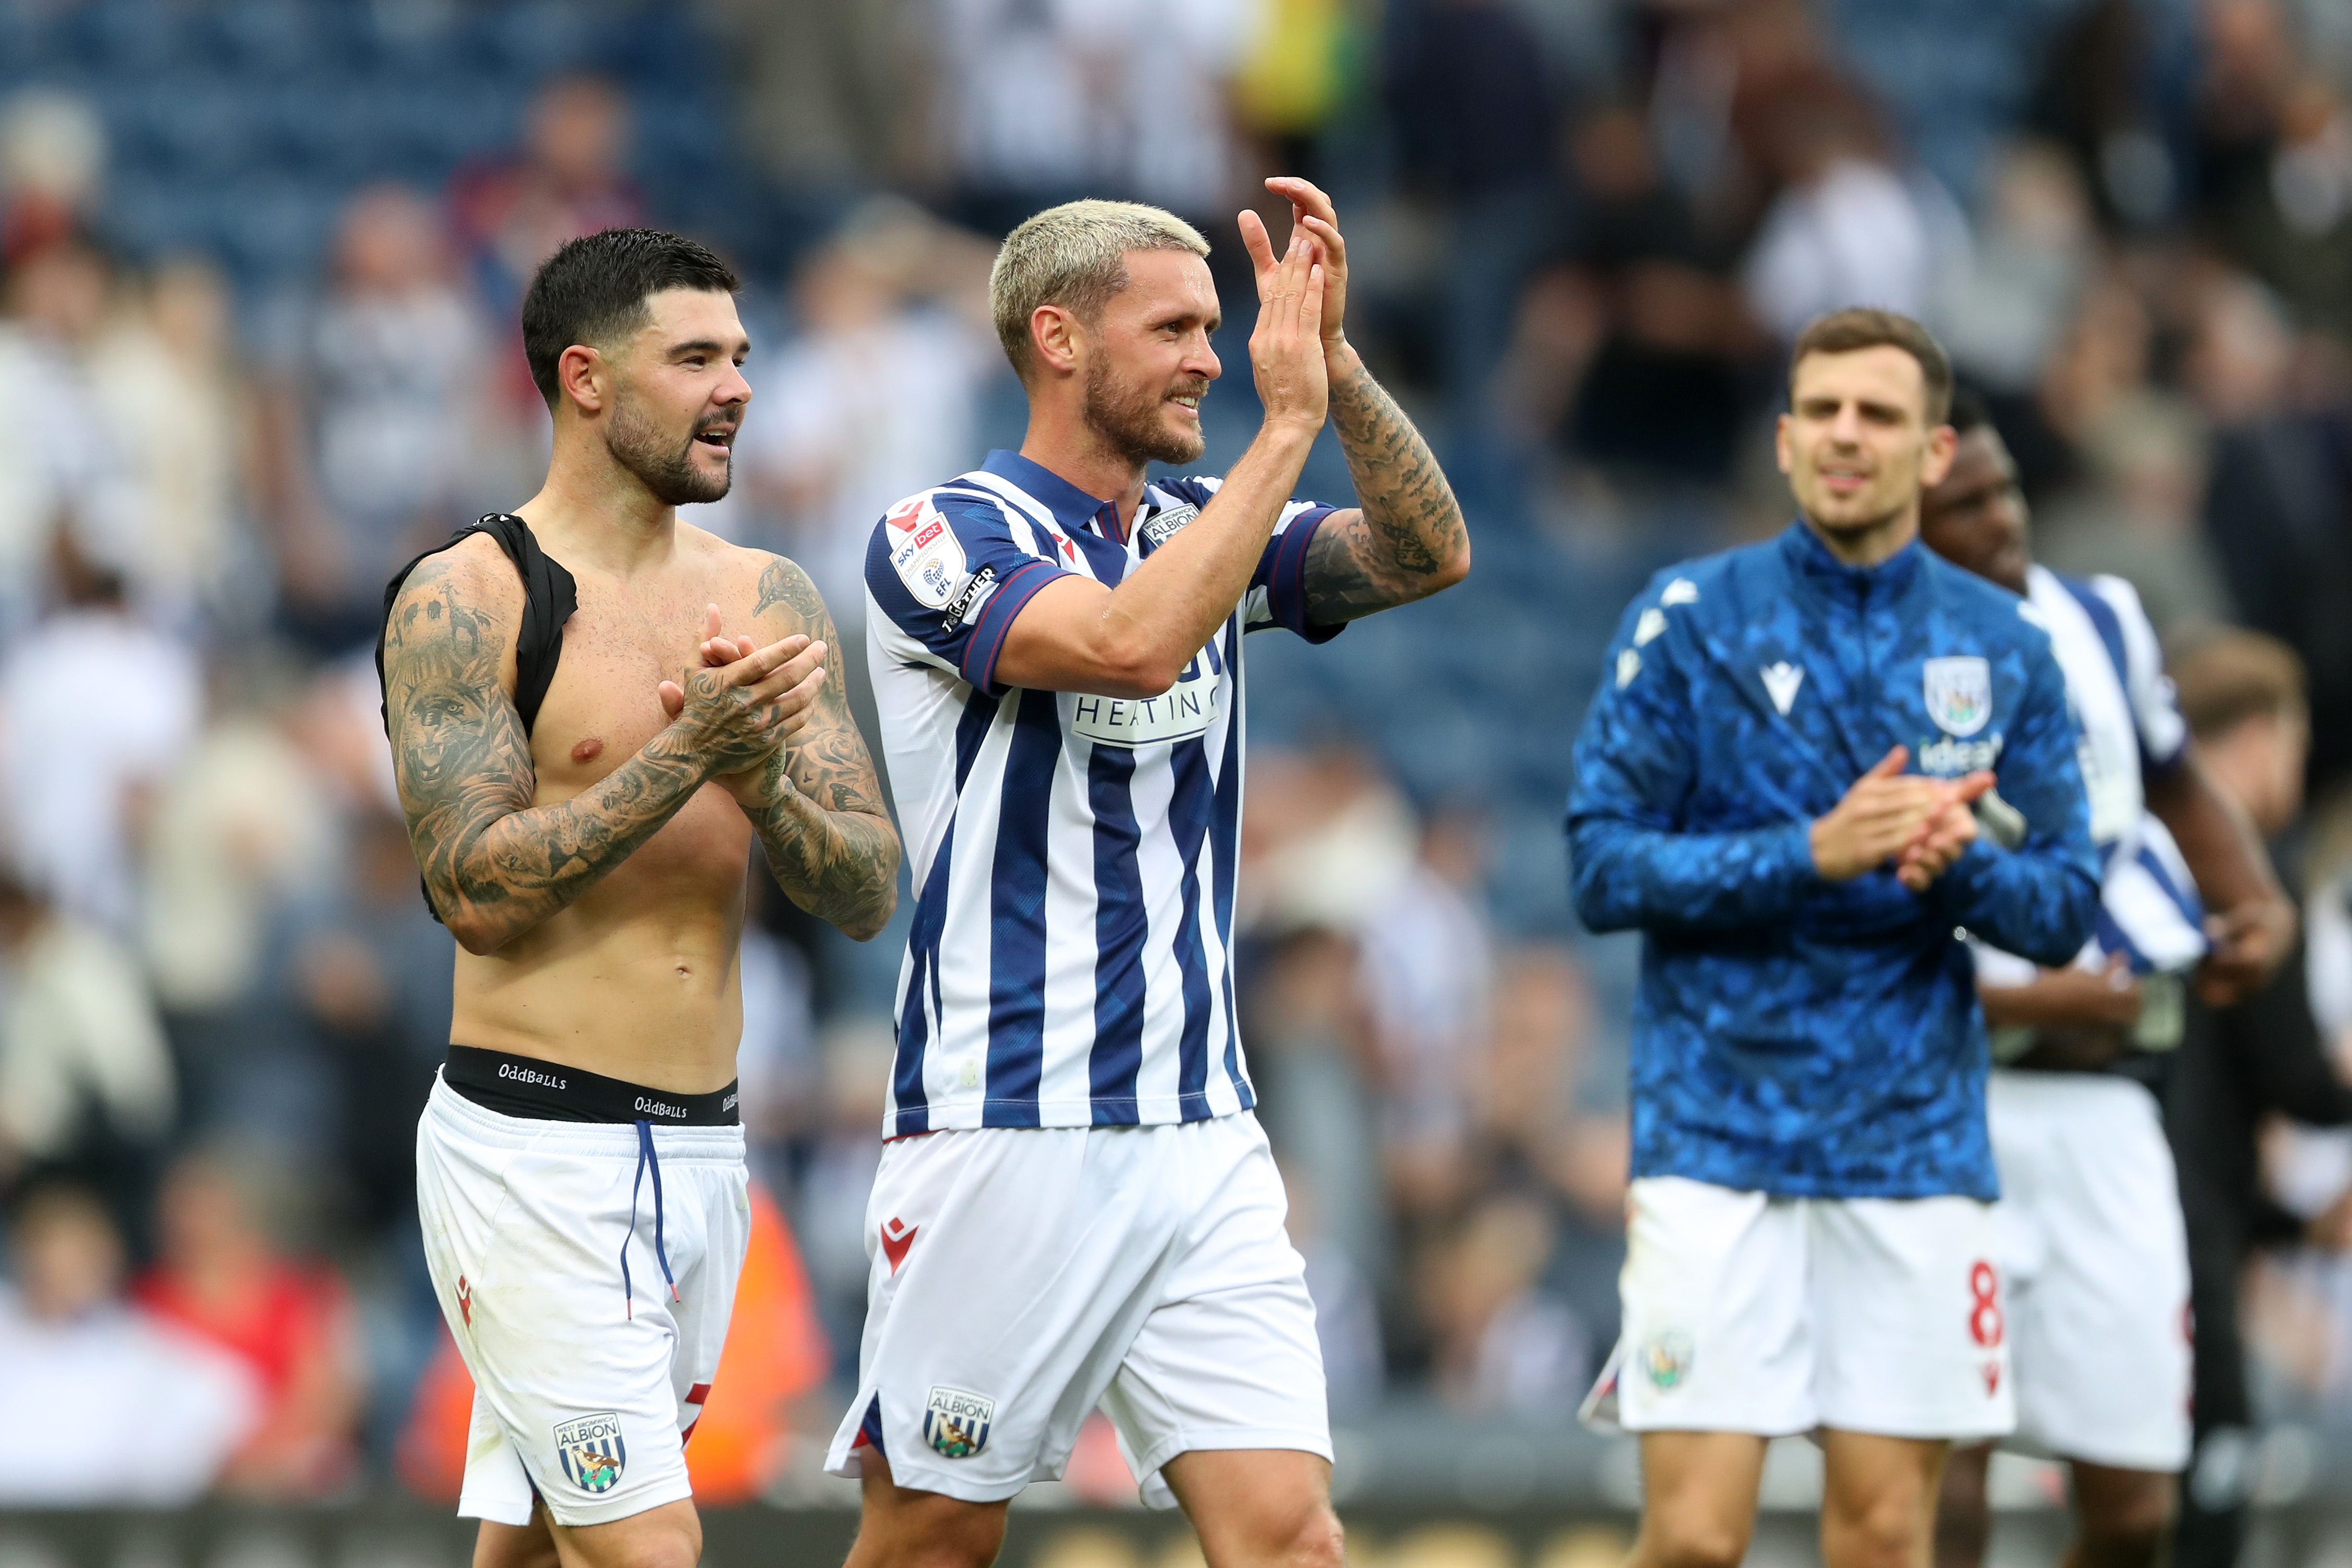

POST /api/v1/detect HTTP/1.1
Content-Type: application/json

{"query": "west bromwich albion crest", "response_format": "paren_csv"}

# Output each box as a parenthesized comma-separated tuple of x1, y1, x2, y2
(555, 1411, 626, 1494)
(1923, 656, 1994, 737)
(923, 1386, 995, 1459)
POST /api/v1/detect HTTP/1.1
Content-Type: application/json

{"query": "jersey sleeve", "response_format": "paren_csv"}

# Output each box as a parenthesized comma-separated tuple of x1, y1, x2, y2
(1160, 475, 1343, 643)
(1564, 576, 1822, 933)
(2091, 574, 2189, 774)
(1924, 623, 2104, 965)
(864, 490, 1081, 697)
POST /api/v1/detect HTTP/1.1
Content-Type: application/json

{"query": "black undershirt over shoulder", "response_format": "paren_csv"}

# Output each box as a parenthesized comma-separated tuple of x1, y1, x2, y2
(375, 513, 579, 922)
(377, 512, 578, 737)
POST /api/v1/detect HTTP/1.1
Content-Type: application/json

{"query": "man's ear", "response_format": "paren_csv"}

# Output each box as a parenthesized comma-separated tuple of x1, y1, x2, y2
(1920, 421, 1958, 487)
(1029, 304, 1083, 379)
(1773, 411, 1795, 476)
(557, 343, 608, 417)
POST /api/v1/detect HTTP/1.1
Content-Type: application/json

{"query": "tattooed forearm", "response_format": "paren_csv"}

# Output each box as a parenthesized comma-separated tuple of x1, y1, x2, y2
(740, 557, 902, 938)
(1305, 347, 1470, 622)
(384, 554, 712, 953)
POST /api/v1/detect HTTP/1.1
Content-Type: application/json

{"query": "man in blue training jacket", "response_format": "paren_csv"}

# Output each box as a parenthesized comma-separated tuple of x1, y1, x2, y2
(1566, 308, 2102, 1568)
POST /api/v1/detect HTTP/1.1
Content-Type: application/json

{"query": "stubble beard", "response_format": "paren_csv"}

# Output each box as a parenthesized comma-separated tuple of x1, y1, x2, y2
(606, 391, 732, 506)
(1084, 358, 1205, 469)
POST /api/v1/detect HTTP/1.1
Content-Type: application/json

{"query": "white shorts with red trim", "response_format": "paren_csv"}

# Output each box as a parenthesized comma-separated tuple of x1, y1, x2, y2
(416, 1076, 751, 1528)
(824, 1112, 1330, 1508)
(1582, 1175, 2015, 1440)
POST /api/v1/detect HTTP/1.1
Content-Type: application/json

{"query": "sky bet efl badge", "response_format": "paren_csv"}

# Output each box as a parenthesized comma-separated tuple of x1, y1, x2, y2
(1922, 656, 1994, 737)
(923, 1386, 995, 1459)
(886, 496, 970, 610)
(555, 1412, 626, 1494)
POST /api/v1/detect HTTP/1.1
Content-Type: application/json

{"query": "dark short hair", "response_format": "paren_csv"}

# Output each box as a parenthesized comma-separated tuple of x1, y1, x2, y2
(2170, 629, 2307, 737)
(1946, 385, 1993, 436)
(521, 227, 739, 405)
(1788, 307, 1954, 425)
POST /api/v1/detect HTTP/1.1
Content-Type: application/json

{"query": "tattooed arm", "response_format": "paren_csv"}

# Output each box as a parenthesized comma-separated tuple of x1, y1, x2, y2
(1304, 343, 1471, 622)
(1245, 175, 1469, 625)
(383, 539, 822, 955)
(722, 556, 902, 940)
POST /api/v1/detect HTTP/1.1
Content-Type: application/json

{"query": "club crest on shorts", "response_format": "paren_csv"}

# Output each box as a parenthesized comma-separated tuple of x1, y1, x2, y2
(923, 1386, 995, 1460)
(1922, 656, 1993, 737)
(554, 1412, 626, 1494)
(1640, 1328, 1695, 1391)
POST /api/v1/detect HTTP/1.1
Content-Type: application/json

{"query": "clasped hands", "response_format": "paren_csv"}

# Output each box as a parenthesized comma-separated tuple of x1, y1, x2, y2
(1810, 745, 1996, 893)
(654, 604, 828, 807)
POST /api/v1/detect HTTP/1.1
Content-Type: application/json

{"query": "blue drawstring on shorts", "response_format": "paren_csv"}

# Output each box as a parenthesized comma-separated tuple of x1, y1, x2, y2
(622, 1119, 680, 1320)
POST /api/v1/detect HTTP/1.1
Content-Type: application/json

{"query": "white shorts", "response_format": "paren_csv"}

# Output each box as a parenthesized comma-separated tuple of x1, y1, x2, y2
(416, 1076, 751, 1527)
(1584, 1175, 2014, 1440)
(823, 1112, 1330, 1509)
(1988, 1071, 2192, 1470)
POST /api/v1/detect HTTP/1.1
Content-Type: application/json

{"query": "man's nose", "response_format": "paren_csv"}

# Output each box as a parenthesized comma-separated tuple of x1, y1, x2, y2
(1188, 333, 1221, 381)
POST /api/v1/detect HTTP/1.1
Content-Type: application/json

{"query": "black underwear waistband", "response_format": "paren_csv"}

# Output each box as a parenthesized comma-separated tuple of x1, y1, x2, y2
(442, 1046, 741, 1126)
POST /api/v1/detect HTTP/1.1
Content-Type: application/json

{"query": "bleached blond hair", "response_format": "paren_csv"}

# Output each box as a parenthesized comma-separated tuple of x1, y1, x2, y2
(989, 199, 1210, 382)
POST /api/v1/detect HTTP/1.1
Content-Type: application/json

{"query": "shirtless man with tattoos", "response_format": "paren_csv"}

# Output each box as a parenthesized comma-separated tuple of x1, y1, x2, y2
(377, 228, 899, 1568)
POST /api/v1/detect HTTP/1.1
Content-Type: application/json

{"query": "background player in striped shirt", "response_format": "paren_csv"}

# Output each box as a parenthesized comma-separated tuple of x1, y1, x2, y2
(827, 186, 1469, 1567)
(1920, 392, 2295, 1568)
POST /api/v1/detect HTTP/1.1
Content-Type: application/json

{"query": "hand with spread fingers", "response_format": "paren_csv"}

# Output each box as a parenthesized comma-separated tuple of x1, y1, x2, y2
(1232, 216, 1330, 435)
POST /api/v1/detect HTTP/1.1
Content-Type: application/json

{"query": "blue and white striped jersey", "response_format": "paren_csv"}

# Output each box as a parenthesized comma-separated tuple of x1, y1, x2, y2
(862, 448, 1340, 1135)
(1973, 565, 2205, 988)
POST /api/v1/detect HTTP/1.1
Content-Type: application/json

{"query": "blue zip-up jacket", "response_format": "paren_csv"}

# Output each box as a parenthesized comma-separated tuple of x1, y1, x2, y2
(1566, 521, 2102, 1199)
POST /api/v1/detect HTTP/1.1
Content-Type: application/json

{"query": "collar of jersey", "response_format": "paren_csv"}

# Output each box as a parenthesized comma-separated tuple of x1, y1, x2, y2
(1778, 517, 1924, 605)
(981, 449, 1124, 540)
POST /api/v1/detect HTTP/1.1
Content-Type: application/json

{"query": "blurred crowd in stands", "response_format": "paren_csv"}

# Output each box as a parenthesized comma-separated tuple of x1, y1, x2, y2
(5, 0, 2352, 1512)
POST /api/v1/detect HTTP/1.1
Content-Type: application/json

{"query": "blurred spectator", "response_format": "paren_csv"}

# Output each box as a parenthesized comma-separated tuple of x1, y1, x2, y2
(1741, 94, 1955, 343)
(0, 1182, 258, 1506)
(2195, 286, 2352, 796)
(794, 1021, 897, 1370)
(736, 200, 999, 619)
(254, 186, 502, 653)
(452, 76, 644, 320)
(1419, 1193, 1587, 1413)
(1246, 926, 1392, 1297)
(1938, 141, 2098, 396)
(2162, 630, 2352, 1565)
(0, 237, 161, 638)
(711, 0, 926, 189)
(2191, 0, 2352, 340)
(1472, 944, 1627, 1357)
(1507, 105, 1752, 488)
(1385, 0, 1563, 405)
(1283, 1163, 1386, 1418)
(140, 651, 339, 1135)
(1240, 744, 1418, 934)
(0, 525, 203, 935)
(133, 1151, 364, 1500)
(1387, 0, 1555, 203)
(1232, 0, 1361, 171)
(931, 0, 1250, 231)
(0, 89, 104, 265)
(95, 258, 252, 623)
(0, 862, 175, 1229)
(1359, 803, 1495, 1217)
(291, 808, 454, 1235)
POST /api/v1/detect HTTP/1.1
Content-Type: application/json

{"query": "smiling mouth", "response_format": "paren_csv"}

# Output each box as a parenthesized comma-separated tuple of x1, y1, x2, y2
(694, 428, 735, 452)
